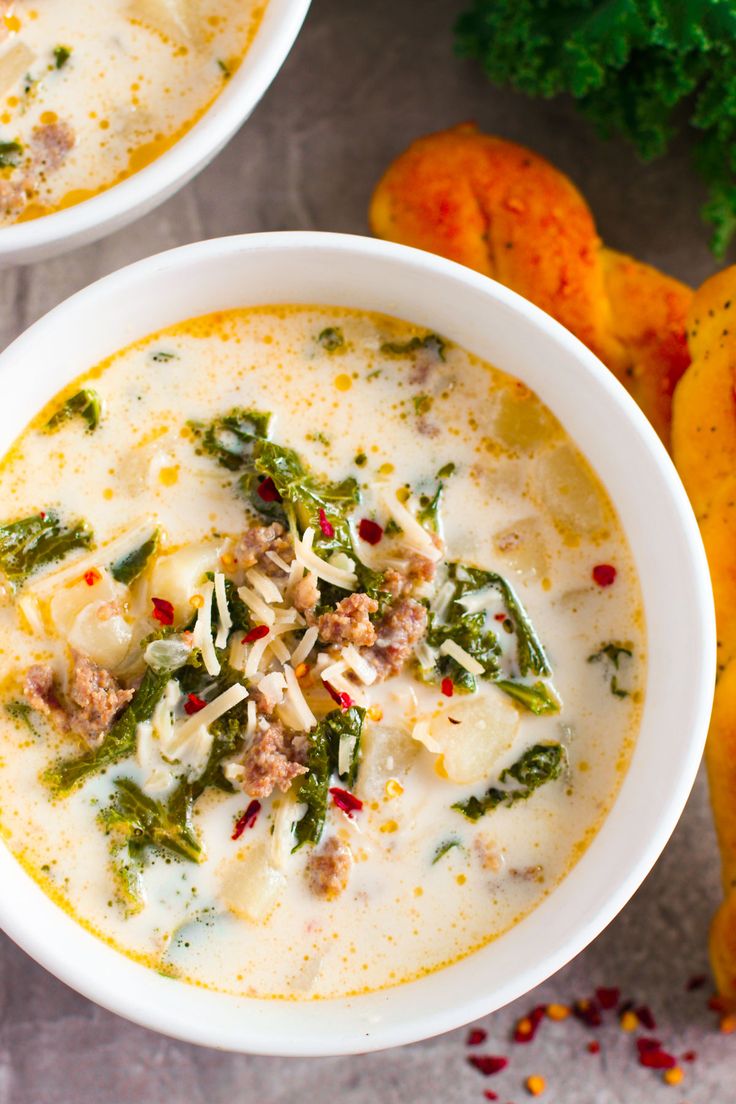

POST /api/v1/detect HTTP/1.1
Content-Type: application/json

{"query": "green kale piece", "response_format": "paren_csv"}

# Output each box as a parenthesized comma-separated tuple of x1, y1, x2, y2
(101, 778, 202, 863)
(45, 388, 102, 433)
(189, 407, 271, 472)
(588, 641, 634, 698)
(317, 327, 345, 352)
(381, 333, 446, 360)
(0, 140, 22, 168)
(417, 482, 443, 533)
(494, 679, 561, 715)
(53, 45, 72, 69)
(432, 837, 462, 864)
(45, 667, 170, 794)
(425, 609, 501, 693)
(293, 706, 365, 848)
(455, 0, 736, 255)
(0, 512, 93, 589)
(110, 528, 159, 586)
(204, 573, 250, 636)
(5, 700, 39, 737)
(453, 742, 565, 820)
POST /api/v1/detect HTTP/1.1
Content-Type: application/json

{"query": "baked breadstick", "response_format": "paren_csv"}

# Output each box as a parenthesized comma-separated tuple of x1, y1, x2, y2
(370, 124, 692, 446)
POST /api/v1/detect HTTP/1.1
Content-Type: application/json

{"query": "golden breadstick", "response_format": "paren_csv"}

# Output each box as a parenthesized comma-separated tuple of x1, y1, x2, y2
(672, 270, 736, 1004)
(370, 124, 692, 446)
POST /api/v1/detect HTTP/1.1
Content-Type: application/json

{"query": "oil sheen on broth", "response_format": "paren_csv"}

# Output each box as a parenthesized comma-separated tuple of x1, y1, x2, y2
(0, 1, 265, 225)
(0, 307, 644, 999)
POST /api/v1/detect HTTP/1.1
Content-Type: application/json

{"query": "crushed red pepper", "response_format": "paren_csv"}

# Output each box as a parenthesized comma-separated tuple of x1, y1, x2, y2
(151, 597, 174, 625)
(256, 477, 281, 503)
(482, 1093, 498, 1102)
(635, 1005, 657, 1031)
(232, 799, 261, 840)
(595, 987, 620, 1010)
(242, 624, 269, 644)
(329, 786, 363, 817)
(467, 1028, 488, 1047)
(468, 1055, 508, 1076)
(592, 563, 617, 587)
(685, 974, 707, 992)
(318, 508, 335, 539)
(514, 1006, 546, 1043)
(325, 682, 354, 711)
(83, 568, 100, 586)
(184, 693, 207, 715)
(358, 518, 383, 545)
(441, 677, 454, 697)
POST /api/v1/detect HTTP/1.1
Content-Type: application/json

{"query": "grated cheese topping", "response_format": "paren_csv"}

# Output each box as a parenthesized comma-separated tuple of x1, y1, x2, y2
(281, 663, 317, 731)
(438, 638, 485, 676)
(192, 580, 221, 676)
(294, 526, 358, 590)
(213, 571, 233, 649)
(382, 490, 442, 561)
(171, 682, 248, 749)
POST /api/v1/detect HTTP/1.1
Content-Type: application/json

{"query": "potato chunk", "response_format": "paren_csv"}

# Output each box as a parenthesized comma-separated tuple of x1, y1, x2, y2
(148, 543, 219, 627)
(220, 842, 284, 924)
(413, 691, 519, 784)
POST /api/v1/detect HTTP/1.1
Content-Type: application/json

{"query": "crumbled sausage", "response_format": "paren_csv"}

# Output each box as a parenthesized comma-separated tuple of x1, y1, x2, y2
(292, 572, 320, 614)
(30, 120, 75, 173)
(384, 554, 437, 598)
(361, 597, 427, 680)
(241, 720, 307, 799)
(474, 834, 504, 874)
(235, 522, 294, 574)
(306, 836, 352, 900)
(316, 592, 378, 647)
(24, 652, 133, 744)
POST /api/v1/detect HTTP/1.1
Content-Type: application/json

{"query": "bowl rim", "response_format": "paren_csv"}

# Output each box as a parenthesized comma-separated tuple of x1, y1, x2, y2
(0, 0, 311, 258)
(0, 231, 716, 1054)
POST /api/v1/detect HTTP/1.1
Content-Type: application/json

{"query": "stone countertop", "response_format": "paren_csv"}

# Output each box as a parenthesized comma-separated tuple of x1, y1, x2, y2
(0, 1, 730, 1100)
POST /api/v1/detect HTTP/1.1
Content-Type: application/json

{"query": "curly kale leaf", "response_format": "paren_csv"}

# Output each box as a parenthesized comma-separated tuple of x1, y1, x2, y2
(101, 778, 202, 864)
(110, 528, 159, 586)
(0, 511, 93, 588)
(0, 140, 22, 168)
(293, 707, 365, 848)
(189, 407, 271, 472)
(45, 388, 102, 434)
(453, 742, 565, 820)
(455, 0, 736, 254)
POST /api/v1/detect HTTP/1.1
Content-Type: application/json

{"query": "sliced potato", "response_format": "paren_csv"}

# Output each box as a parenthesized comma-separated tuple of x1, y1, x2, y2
(356, 724, 420, 801)
(148, 542, 219, 627)
(0, 41, 35, 99)
(536, 444, 608, 539)
(494, 516, 549, 578)
(413, 691, 519, 784)
(67, 602, 133, 671)
(128, 0, 202, 46)
(494, 387, 560, 453)
(220, 842, 284, 923)
(49, 569, 125, 635)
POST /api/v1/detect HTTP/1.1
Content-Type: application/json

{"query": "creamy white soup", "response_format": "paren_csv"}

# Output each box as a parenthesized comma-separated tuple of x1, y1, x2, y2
(0, 0, 265, 224)
(0, 307, 644, 999)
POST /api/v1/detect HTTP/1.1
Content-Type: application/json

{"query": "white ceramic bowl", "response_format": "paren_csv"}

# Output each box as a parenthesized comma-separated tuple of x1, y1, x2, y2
(0, 232, 715, 1053)
(0, 1, 310, 266)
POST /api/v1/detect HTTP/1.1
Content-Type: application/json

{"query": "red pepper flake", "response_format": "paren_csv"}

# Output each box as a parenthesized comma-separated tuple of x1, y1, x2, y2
(592, 563, 616, 587)
(586, 1041, 601, 1055)
(325, 681, 354, 711)
(573, 998, 602, 1029)
(636, 1037, 662, 1054)
(184, 693, 207, 715)
(635, 1005, 657, 1031)
(329, 787, 363, 817)
(318, 508, 335, 539)
(232, 799, 261, 840)
(83, 568, 100, 586)
(256, 476, 282, 503)
(708, 994, 729, 1013)
(242, 624, 269, 644)
(151, 597, 174, 625)
(638, 1048, 676, 1070)
(494, 612, 507, 622)
(441, 677, 454, 697)
(685, 974, 707, 992)
(595, 986, 620, 1010)
(513, 1005, 546, 1043)
(467, 1055, 508, 1077)
(482, 1093, 498, 1102)
(467, 1028, 488, 1047)
(358, 518, 383, 545)
(682, 1050, 697, 1063)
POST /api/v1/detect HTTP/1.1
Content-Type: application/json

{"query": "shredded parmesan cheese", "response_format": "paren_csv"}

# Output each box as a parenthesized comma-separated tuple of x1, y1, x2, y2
(265, 549, 292, 574)
(237, 584, 275, 627)
(457, 588, 497, 616)
(171, 682, 248, 749)
(245, 567, 282, 604)
(256, 671, 287, 707)
(268, 635, 291, 663)
(415, 639, 437, 669)
(244, 630, 272, 678)
(282, 664, 317, 730)
(341, 644, 377, 685)
(431, 579, 456, 621)
(438, 638, 485, 675)
(192, 580, 221, 677)
(290, 625, 318, 667)
(382, 491, 442, 561)
(294, 527, 358, 590)
(17, 593, 44, 635)
(213, 572, 233, 649)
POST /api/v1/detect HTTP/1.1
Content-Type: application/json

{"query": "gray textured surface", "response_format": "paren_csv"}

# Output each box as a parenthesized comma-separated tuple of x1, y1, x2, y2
(0, 1, 732, 1100)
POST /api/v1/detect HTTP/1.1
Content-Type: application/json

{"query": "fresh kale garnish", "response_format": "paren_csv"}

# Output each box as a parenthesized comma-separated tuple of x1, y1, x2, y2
(453, 742, 565, 821)
(0, 511, 93, 589)
(45, 667, 171, 794)
(432, 837, 462, 864)
(588, 642, 633, 699)
(417, 482, 443, 533)
(45, 388, 102, 434)
(189, 407, 271, 472)
(317, 327, 345, 352)
(0, 140, 22, 168)
(293, 707, 365, 848)
(436, 461, 456, 479)
(381, 333, 446, 360)
(110, 529, 159, 586)
(494, 679, 561, 716)
(53, 45, 72, 69)
(425, 609, 501, 693)
(101, 778, 202, 863)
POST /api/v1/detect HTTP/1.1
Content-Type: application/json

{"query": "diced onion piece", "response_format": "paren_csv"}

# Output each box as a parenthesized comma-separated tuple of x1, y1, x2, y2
(338, 732, 356, 776)
(265, 549, 292, 574)
(224, 762, 245, 783)
(144, 636, 192, 673)
(245, 567, 282, 605)
(213, 572, 232, 649)
(0, 41, 35, 97)
(456, 588, 498, 616)
(136, 720, 154, 770)
(152, 680, 180, 751)
(438, 638, 485, 676)
(414, 692, 519, 784)
(290, 625, 318, 667)
(293, 527, 358, 590)
(237, 584, 275, 627)
(171, 724, 214, 777)
(268, 635, 290, 663)
(381, 491, 442, 561)
(220, 842, 284, 923)
(192, 581, 220, 677)
(431, 579, 457, 621)
(17, 593, 44, 635)
(329, 551, 355, 574)
(68, 602, 132, 672)
(170, 682, 247, 749)
(282, 664, 317, 730)
(341, 644, 376, 686)
(321, 660, 367, 705)
(143, 767, 171, 795)
(256, 671, 287, 708)
(415, 639, 436, 669)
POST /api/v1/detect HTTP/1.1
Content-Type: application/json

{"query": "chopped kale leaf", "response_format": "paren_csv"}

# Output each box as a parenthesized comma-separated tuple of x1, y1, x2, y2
(453, 742, 565, 820)
(381, 333, 446, 360)
(293, 706, 365, 848)
(45, 388, 102, 433)
(110, 528, 159, 586)
(317, 327, 345, 352)
(0, 511, 93, 589)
